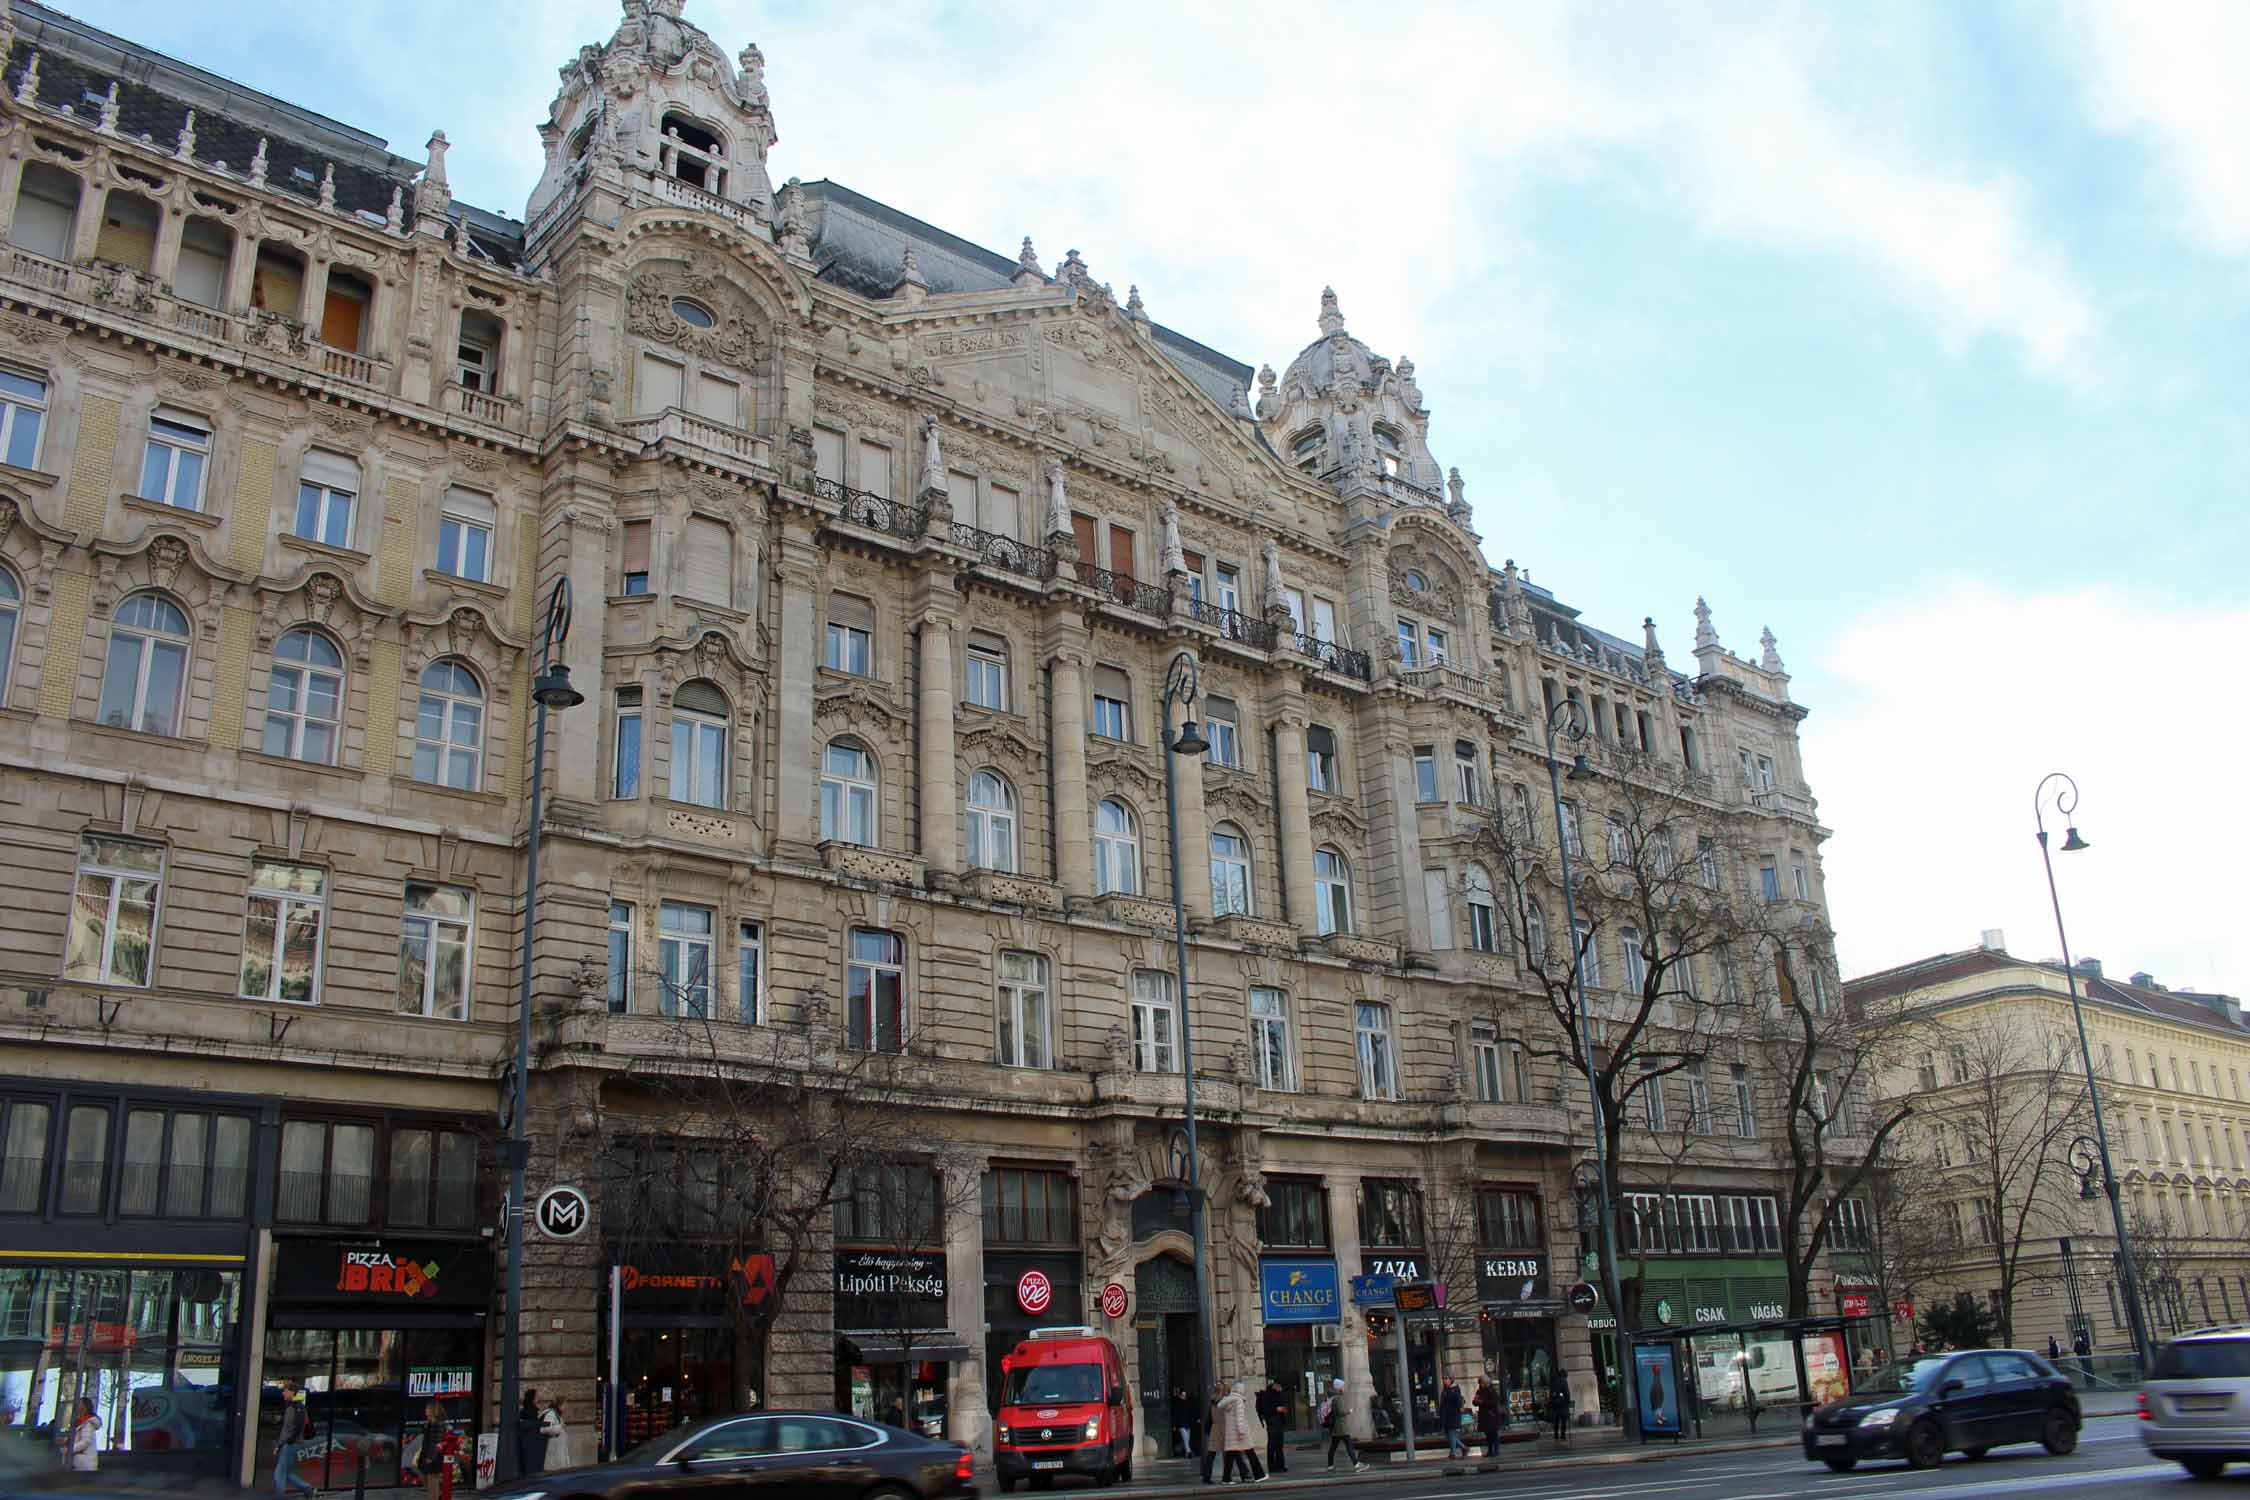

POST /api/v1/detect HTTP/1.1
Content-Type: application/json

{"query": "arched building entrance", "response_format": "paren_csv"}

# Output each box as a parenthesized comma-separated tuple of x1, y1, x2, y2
(1134, 1251, 1200, 1454)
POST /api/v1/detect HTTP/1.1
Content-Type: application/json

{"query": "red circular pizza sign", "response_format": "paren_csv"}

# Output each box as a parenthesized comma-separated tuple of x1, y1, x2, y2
(1100, 1281, 1129, 1320)
(1016, 1269, 1054, 1315)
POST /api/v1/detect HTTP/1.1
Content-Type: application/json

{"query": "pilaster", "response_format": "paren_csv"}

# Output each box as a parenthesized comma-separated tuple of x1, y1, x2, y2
(1049, 622, 1093, 897)
(1271, 708, 1317, 930)
(943, 1162, 990, 1457)
(1325, 1172, 1375, 1442)
(774, 520, 821, 856)
(915, 575, 961, 882)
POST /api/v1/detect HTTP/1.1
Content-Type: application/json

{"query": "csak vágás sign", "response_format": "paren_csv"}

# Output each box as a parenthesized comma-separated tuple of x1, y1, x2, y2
(273, 1238, 493, 1309)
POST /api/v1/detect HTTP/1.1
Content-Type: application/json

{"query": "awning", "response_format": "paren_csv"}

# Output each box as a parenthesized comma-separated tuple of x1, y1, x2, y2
(840, 1332, 974, 1364)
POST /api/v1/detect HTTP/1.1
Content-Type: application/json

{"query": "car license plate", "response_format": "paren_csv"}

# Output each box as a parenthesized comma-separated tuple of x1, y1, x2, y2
(2180, 1396, 2231, 1412)
(1033, 1460, 1064, 1470)
(1816, 1435, 1849, 1447)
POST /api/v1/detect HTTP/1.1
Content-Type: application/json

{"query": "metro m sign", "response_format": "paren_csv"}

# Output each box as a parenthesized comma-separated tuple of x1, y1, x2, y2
(534, 1185, 590, 1241)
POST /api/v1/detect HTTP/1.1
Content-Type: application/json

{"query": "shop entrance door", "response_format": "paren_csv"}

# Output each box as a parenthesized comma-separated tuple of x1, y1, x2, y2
(1133, 1255, 1200, 1453)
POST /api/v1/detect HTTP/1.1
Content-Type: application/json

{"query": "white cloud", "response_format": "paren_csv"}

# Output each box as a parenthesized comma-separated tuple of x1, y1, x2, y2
(2066, 0, 2250, 255)
(1808, 581, 2250, 995)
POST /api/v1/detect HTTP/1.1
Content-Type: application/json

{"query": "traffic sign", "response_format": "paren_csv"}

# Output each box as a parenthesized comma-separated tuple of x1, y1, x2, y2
(1100, 1281, 1129, 1320)
(534, 1185, 590, 1240)
(1566, 1281, 1598, 1314)
(1017, 1269, 1054, 1315)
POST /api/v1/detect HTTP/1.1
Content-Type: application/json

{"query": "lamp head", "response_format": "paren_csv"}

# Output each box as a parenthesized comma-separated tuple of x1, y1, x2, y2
(1566, 753, 1592, 781)
(2061, 827, 2090, 853)
(2078, 1170, 2098, 1202)
(1170, 720, 1210, 757)
(532, 662, 585, 711)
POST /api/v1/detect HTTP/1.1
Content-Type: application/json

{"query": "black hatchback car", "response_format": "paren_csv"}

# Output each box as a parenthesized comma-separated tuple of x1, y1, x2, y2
(481, 1411, 976, 1500)
(1802, 1349, 2080, 1470)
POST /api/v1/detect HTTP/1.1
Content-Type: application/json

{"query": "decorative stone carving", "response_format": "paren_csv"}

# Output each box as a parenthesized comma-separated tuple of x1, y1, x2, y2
(1760, 626, 1784, 673)
(145, 535, 189, 591)
(1261, 537, 1284, 605)
(1043, 460, 1072, 543)
(1694, 596, 1720, 652)
(626, 262, 763, 368)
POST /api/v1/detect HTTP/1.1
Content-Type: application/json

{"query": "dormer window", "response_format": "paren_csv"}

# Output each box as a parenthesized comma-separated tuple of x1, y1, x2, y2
(1289, 426, 1324, 473)
(671, 299, 715, 329)
(1375, 425, 1405, 477)
(660, 112, 726, 196)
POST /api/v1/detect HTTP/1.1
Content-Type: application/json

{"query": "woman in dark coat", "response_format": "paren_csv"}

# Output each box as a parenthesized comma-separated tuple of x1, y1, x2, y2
(1473, 1377, 1502, 1457)
(516, 1390, 545, 1477)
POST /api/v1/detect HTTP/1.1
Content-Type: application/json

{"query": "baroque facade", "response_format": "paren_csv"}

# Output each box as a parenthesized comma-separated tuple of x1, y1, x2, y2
(0, 0, 1848, 1484)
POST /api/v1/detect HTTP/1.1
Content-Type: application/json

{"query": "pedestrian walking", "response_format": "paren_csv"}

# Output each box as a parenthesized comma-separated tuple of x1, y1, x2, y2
(515, 1390, 544, 1479)
(1548, 1372, 1572, 1443)
(1439, 1377, 1466, 1459)
(1473, 1376, 1502, 1456)
(58, 1397, 100, 1479)
(274, 1386, 318, 1497)
(2072, 1330, 2092, 1386)
(539, 1397, 569, 1471)
(416, 1399, 452, 1500)
(1171, 1386, 1198, 1459)
(1255, 1379, 1290, 1474)
(2046, 1335, 2062, 1361)
(1215, 1380, 1267, 1483)
(1319, 1378, 1365, 1471)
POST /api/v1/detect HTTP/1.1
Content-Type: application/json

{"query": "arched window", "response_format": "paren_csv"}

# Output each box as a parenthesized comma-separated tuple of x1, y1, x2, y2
(1466, 866, 1498, 953)
(1374, 425, 1405, 477)
(1289, 426, 1324, 473)
(413, 659, 484, 790)
(1314, 847, 1352, 935)
(0, 565, 19, 707)
(966, 770, 1018, 873)
(1527, 900, 1548, 968)
(820, 739, 876, 845)
(264, 628, 344, 764)
(98, 593, 191, 735)
(1210, 824, 1252, 917)
(668, 680, 730, 808)
(1094, 799, 1139, 896)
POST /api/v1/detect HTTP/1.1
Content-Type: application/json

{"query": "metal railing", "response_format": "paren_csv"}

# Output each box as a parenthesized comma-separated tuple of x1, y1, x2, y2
(815, 477, 927, 540)
(1188, 598, 1278, 649)
(1079, 565, 1171, 616)
(1293, 631, 1374, 681)
(948, 522, 1057, 581)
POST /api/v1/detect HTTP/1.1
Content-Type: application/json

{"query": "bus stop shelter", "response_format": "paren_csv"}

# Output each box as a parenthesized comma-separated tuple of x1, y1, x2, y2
(1630, 1313, 1886, 1441)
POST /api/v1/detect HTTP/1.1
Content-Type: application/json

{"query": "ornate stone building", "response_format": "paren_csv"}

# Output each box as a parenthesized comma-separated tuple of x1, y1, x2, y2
(0, 0, 1844, 1484)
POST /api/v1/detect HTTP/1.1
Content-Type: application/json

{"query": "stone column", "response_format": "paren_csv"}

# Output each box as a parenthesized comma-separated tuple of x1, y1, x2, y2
(943, 1163, 990, 1457)
(1050, 630, 1093, 896)
(149, 208, 185, 285)
(774, 522, 822, 857)
(1325, 1172, 1376, 1442)
(1170, 663, 1212, 918)
(916, 584, 960, 883)
(223, 233, 259, 315)
(1271, 711, 1317, 930)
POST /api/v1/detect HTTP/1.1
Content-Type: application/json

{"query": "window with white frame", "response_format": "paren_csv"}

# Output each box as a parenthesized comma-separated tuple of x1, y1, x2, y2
(1310, 596, 1338, 644)
(824, 595, 874, 675)
(1465, 866, 1498, 952)
(293, 451, 360, 549)
(1559, 800, 1582, 857)
(1426, 625, 1451, 666)
(1642, 1069, 1668, 1131)
(1455, 741, 1481, 804)
(64, 836, 164, 987)
(1832, 1196, 1871, 1252)
(736, 920, 762, 1024)
(1792, 858, 1811, 901)
(606, 900, 633, 1014)
(997, 950, 1050, 1069)
(1281, 587, 1307, 635)
(0, 565, 18, 707)
(0, 370, 47, 469)
(239, 860, 326, 1004)
(1470, 1023, 1505, 1104)
(435, 489, 495, 582)
(98, 593, 191, 735)
(412, 659, 484, 790)
(846, 928, 905, 1053)
(1210, 825, 1252, 917)
(1623, 1193, 1666, 1254)
(263, 628, 344, 765)
(1131, 969, 1178, 1073)
(1526, 901, 1547, 968)
(1722, 1194, 1781, 1253)
(1732, 1062, 1756, 1138)
(658, 901, 714, 1018)
(620, 519, 651, 596)
(1395, 619, 1421, 669)
(397, 883, 472, 1020)
(1314, 847, 1351, 935)
(1356, 1001, 1397, 1100)
(1090, 665, 1132, 740)
(1094, 799, 1139, 896)
(612, 687, 642, 799)
(1412, 746, 1438, 803)
(1606, 817, 1631, 867)
(1306, 724, 1339, 792)
(855, 438, 894, 499)
(965, 638, 1007, 711)
(966, 770, 1019, 873)
(456, 309, 502, 394)
(1250, 987, 1294, 1092)
(1573, 918, 1601, 987)
(1676, 1194, 1721, 1252)
(1622, 925, 1647, 992)
(1204, 696, 1240, 768)
(1687, 1061, 1713, 1134)
(820, 739, 877, 845)
(136, 411, 211, 511)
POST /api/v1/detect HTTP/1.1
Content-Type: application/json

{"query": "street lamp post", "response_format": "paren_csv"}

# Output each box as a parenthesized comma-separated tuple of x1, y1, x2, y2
(497, 578, 583, 1481)
(1542, 701, 1638, 1440)
(1159, 650, 1217, 1404)
(2038, 773, 2152, 1372)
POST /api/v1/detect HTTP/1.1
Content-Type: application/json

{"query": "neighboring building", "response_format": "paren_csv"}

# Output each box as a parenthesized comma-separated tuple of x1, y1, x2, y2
(1854, 937, 2250, 1355)
(0, 0, 1842, 1484)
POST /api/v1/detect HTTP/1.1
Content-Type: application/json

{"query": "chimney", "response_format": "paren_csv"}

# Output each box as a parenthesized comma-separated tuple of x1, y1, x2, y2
(2075, 958, 2103, 979)
(2130, 971, 2156, 989)
(1979, 929, 2006, 953)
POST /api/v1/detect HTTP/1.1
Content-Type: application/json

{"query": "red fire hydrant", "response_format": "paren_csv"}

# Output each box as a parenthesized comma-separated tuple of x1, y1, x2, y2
(435, 1425, 463, 1500)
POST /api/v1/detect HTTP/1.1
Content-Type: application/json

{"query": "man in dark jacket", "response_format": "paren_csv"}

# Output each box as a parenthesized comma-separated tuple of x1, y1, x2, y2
(516, 1390, 544, 1479)
(1169, 1387, 1196, 1459)
(1255, 1380, 1290, 1474)
(1439, 1377, 1466, 1458)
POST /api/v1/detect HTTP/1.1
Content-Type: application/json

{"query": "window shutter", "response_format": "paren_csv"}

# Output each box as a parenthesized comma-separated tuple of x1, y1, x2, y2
(679, 516, 732, 605)
(986, 484, 1021, 540)
(675, 680, 728, 716)
(637, 353, 684, 414)
(813, 427, 845, 483)
(1071, 512, 1099, 565)
(1183, 549, 1204, 578)
(1108, 524, 1135, 579)
(829, 594, 875, 633)
(856, 440, 893, 498)
(693, 373, 740, 425)
(1424, 870, 1454, 949)
(1307, 724, 1337, 760)
(621, 520, 652, 575)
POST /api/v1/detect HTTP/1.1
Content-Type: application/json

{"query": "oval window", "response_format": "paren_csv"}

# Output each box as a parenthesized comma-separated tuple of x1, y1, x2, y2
(672, 299, 715, 328)
(1405, 569, 1428, 592)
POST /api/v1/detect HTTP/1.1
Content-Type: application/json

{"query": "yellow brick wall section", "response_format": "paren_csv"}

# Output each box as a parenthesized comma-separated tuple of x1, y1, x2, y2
(225, 438, 278, 572)
(37, 571, 91, 717)
(207, 607, 254, 750)
(62, 395, 120, 534)
(503, 666, 528, 804)
(514, 512, 536, 635)
(363, 641, 402, 779)
(94, 216, 158, 273)
(375, 477, 418, 607)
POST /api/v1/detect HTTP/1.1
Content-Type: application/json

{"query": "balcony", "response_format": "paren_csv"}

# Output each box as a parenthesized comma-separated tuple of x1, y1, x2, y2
(449, 383, 521, 430)
(1747, 785, 1820, 824)
(814, 477, 927, 541)
(638, 169, 755, 230)
(947, 522, 1057, 583)
(1308, 931, 1401, 965)
(1290, 631, 1374, 682)
(961, 869, 1064, 912)
(622, 406, 774, 475)
(315, 342, 383, 387)
(1403, 663, 1515, 715)
(1196, 912, 1299, 949)
(1084, 891, 1177, 929)
(818, 841, 923, 887)
(1186, 598, 1279, 650)
(1076, 565, 1172, 618)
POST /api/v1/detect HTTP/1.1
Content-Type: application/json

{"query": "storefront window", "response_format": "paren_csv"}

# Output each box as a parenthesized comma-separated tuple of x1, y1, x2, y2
(1480, 1320, 1557, 1426)
(261, 1327, 482, 1491)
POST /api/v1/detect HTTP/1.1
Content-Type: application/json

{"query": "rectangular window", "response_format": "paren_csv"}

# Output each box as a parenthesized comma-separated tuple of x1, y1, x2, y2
(456, 315, 500, 393)
(278, 1118, 375, 1225)
(1204, 697, 1240, 768)
(1559, 801, 1582, 857)
(856, 439, 894, 499)
(1131, 970, 1177, 1073)
(1793, 860, 1811, 901)
(1281, 587, 1306, 633)
(1759, 862, 1780, 902)
(966, 647, 1007, 711)
(847, 928, 905, 1053)
(1306, 724, 1338, 792)
(997, 950, 1050, 1069)
(694, 372, 740, 426)
(58, 1105, 109, 1216)
(1310, 596, 1338, 644)
(607, 900, 633, 1014)
(1642, 1070, 1668, 1131)
(824, 620, 872, 675)
(981, 1167, 1078, 1247)
(659, 902, 715, 1019)
(1732, 1063, 1756, 1138)
(1091, 664, 1132, 740)
(1259, 1177, 1330, 1248)
(1426, 626, 1450, 666)
(1413, 747, 1438, 803)
(813, 426, 846, 484)
(1606, 817, 1631, 866)
(668, 698, 727, 808)
(621, 519, 651, 595)
(136, 412, 211, 511)
(1677, 1194, 1720, 1253)
(293, 463, 359, 546)
(239, 860, 326, 1004)
(1395, 619, 1420, 669)
(737, 920, 762, 1024)
(612, 688, 643, 798)
(1358, 1178, 1423, 1248)
(1471, 1024, 1503, 1104)
(397, 884, 472, 1021)
(1356, 1002, 1396, 1100)
(0, 1101, 51, 1214)
(1573, 918, 1601, 988)
(638, 352, 685, 414)
(1250, 987, 1294, 1092)
(64, 836, 164, 988)
(0, 371, 48, 469)
(1688, 1062, 1713, 1134)
(1757, 755, 1775, 788)
(1455, 742, 1481, 805)
(436, 489, 495, 582)
(1476, 1188, 1543, 1250)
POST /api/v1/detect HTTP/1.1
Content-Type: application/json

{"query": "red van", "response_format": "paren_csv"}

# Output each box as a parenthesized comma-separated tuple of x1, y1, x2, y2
(993, 1327, 1134, 1491)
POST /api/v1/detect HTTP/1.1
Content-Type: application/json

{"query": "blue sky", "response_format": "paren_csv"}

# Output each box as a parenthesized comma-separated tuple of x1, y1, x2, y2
(58, 0, 2248, 988)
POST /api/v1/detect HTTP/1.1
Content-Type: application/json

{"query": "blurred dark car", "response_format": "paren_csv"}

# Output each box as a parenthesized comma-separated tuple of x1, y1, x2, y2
(481, 1411, 974, 1500)
(1802, 1349, 2079, 1470)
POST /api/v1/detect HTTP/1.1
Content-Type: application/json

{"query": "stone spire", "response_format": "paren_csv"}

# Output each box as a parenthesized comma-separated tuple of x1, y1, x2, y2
(318, 164, 337, 212)
(413, 130, 452, 236)
(1126, 284, 1147, 322)
(1014, 236, 1045, 287)
(1317, 286, 1345, 337)
(1643, 617, 1664, 663)
(1500, 559, 1531, 633)
(175, 110, 197, 160)
(13, 51, 37, 107)
(895, 244, 928, 299)
(1255, 363, 1279, 421)
(249, 138, 270, 189)
(96, 82, 119, 134)
(1693, 596, 1720, 653)
(1759, 627, 1784, 673)
(1044, 459, 1073, 545)
(1057, 248, 1090, 293)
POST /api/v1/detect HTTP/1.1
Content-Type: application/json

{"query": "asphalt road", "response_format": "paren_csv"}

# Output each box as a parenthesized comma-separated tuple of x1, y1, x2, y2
(1277, 1417, 2201, 1500)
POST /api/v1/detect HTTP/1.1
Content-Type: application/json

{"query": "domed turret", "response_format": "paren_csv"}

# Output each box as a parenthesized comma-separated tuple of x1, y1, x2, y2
(1261, 288, 1445, 500)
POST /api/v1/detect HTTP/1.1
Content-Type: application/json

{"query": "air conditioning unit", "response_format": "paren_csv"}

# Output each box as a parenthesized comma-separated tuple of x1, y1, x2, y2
(1311, 1325, 1340, 1347)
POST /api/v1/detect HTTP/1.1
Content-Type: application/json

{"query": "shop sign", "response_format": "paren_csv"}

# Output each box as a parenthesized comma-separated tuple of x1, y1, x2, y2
(1348, 1274, 1395, 1308)
(1016, 1269, 1053, 1315)
(833, 1250, 946, 1303)
(1100, 1282, 1129, 1320)
(613, 1250, 775, 1310)
(1360, 1252, 1424, 1281)
(407, 1367, 474, 1398)
(1476, 1253, 1548, 1305)
(274, 1239, 494, 1309)
(1260, 1259, 1340, 1325)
